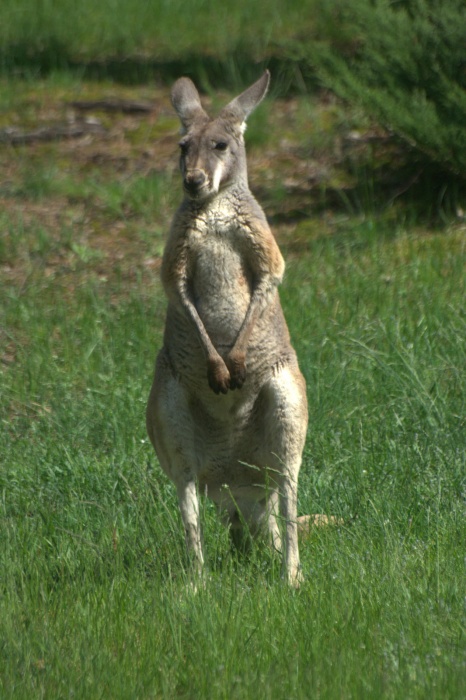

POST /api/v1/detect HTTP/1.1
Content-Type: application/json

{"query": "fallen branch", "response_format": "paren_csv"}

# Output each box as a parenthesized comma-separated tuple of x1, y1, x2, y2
(69, 98, 155, 114)
(0, 121, 106, 145)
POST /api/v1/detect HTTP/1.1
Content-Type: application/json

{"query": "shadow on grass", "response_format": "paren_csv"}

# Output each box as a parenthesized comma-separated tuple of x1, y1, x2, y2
(1, 43, 314, 94)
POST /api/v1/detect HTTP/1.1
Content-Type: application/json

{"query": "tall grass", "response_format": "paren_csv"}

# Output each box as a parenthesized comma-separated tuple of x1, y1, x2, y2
(1, 207, 464, 697)
(0, 0, 314, 74)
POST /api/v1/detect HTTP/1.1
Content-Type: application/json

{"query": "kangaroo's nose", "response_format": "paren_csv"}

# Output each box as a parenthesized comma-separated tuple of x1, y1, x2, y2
(185, 170, 206, 193)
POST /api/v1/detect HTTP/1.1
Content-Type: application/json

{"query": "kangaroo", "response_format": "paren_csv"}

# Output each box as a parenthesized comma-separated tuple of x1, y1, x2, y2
(146, 71, 308, 586)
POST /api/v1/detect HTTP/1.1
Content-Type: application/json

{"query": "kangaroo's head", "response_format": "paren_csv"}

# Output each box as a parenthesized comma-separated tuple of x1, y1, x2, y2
(171, 71, 270, 201)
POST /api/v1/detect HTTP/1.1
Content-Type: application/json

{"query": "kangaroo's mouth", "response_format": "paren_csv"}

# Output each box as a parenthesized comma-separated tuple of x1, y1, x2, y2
(184, 181, 216, 201)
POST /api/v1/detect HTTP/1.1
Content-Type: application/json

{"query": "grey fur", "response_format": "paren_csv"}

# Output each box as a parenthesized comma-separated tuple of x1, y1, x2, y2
(146, 72, 308, 586)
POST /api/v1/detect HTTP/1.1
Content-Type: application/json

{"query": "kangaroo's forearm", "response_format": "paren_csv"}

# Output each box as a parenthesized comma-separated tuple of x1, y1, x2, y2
(178, 284, 221, 362)
(230, 278, 278, 356)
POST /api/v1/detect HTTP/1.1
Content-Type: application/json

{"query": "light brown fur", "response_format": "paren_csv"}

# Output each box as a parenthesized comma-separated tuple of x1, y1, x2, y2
(146, 71, 308, 585)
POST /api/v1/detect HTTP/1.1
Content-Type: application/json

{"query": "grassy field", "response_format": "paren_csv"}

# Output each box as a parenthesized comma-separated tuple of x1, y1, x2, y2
(0, 66, 465, 699)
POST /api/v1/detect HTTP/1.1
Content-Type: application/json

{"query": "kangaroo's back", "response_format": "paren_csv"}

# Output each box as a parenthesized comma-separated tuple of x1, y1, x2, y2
(146, 72, 308, 586)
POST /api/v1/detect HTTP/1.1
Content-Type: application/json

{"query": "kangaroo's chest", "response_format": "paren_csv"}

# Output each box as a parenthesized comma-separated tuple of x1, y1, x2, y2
(190, 232, 251, 295)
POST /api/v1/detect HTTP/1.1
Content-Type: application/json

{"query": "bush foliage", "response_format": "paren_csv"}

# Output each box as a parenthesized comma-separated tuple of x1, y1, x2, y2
(306, 0, 466, 175)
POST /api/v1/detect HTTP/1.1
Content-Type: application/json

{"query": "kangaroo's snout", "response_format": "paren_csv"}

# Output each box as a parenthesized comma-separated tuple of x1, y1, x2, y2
(184, 169, 207, 196)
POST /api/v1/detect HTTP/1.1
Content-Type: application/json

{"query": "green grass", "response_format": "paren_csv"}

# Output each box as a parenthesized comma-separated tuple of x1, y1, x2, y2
(0, 70, 465, 697)
(1, 213, 464, 697)
(0, 0, 315, 84)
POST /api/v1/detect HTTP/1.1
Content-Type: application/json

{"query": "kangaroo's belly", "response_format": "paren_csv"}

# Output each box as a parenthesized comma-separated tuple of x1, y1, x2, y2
(191, 237, 252, 348)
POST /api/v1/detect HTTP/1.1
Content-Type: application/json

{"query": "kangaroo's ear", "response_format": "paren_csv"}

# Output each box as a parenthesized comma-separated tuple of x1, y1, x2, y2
(171, 77, 209, 132)
(220, 70, 270, 125)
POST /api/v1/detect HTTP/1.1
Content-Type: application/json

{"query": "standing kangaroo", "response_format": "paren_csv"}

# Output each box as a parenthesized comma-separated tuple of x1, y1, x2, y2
(146, 71, 308, 586)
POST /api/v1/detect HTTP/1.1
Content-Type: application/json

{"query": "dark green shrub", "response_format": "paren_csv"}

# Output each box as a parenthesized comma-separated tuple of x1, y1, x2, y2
(304, 0, 466, 175)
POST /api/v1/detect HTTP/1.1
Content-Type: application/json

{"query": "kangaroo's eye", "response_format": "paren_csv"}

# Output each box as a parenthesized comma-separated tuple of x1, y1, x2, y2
(179, 141, 189, 154)
(214, 141, 228, 152)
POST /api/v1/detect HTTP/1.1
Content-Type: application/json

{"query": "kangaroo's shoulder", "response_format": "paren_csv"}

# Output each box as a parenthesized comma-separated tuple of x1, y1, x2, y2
(234, 191, 285, 278)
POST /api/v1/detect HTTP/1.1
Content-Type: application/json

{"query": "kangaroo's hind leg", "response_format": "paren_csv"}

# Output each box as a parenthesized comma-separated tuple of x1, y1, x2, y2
(146, 352, 204, 573)
(257, 363, 308, 586)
